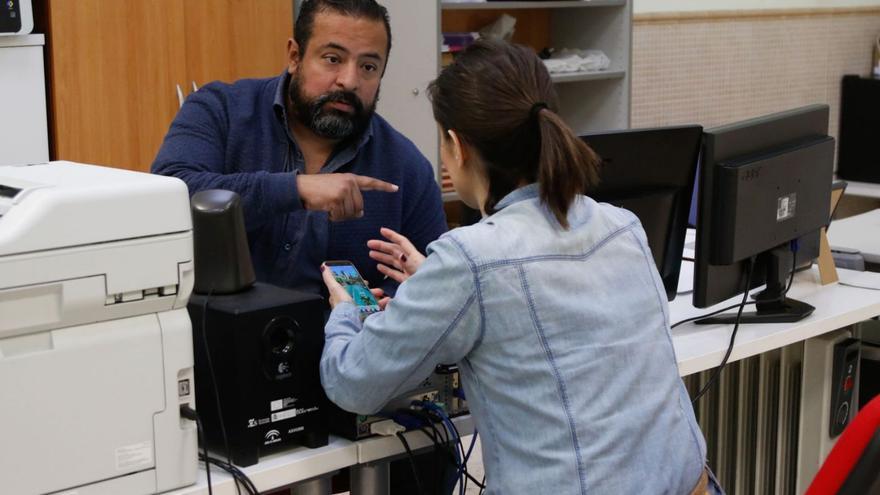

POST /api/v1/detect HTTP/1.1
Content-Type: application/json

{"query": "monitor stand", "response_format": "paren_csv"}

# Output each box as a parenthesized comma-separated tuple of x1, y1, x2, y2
(696, 246, 815, 325)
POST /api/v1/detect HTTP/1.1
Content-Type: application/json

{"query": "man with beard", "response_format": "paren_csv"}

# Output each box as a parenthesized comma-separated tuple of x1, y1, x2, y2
(152, 0, 446, 296)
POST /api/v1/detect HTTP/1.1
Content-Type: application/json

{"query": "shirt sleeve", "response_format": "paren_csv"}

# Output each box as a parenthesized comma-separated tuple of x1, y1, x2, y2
(320, 236, 481, 414)
(150, 85, 302, 231)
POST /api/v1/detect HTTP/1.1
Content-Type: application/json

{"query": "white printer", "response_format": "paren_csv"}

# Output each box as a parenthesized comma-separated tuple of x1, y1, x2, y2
(0, 162, 198, 494)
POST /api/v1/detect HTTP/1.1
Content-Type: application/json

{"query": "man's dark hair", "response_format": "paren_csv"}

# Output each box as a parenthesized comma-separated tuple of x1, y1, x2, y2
(294, 0, 392, 57)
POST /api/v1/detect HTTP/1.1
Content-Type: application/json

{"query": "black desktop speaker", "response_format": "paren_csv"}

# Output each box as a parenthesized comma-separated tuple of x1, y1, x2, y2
(838, 75, 880, 183)
(188, 190, 329, 467)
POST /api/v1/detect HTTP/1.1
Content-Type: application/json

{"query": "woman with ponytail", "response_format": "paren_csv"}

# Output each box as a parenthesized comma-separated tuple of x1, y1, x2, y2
(321, 40, 716, 495)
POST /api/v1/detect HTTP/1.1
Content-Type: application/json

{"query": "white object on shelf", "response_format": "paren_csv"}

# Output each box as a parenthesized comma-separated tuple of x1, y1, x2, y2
(479, 13, 516, 41)
(0, 34, 48, 166)
(543, 48, 610, 74)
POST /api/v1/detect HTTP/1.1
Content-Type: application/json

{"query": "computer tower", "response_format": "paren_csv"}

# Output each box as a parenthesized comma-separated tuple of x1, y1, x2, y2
(838, 75, 880, 183)
(328, 364, 468, 440)
(188, 283, 330, 467)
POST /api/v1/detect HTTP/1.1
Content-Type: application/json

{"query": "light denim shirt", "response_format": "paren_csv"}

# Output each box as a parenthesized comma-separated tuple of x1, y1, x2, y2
(321, 184, 707, 494)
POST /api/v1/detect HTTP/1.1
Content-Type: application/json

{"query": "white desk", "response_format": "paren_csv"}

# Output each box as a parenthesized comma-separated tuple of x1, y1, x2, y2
(356, 415, 475, 465)
(671, 266, 880, 376)
(842, 181, 880, 200)
(828, 208, 880, 266)
(169, 416, 475, 494)
(170, 437, 357, 495)
(169, 267, 880, 495)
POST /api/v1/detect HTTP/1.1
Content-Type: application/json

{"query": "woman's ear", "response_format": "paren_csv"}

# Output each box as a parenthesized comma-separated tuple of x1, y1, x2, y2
(447, 129, 469, 168)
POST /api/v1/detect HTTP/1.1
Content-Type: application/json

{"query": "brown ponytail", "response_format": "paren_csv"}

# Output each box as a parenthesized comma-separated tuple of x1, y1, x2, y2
(534, 109, 600, 228)
(427, 39, 600, 229)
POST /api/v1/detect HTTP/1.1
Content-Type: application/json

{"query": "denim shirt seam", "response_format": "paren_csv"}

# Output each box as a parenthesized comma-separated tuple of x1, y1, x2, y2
(472, 220, 641, 272)
(384, 289, 478, 401)
(448, 236, 487, 348)
(630, 229, 707, 474)
(517, 264, 588, 495)
(459, 357, 504, 476)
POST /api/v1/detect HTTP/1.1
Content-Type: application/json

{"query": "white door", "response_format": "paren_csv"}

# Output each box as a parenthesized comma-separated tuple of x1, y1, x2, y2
(376, 0, 440, 180)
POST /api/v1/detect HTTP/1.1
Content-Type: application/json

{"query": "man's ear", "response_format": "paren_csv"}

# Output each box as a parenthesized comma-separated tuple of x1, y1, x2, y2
(286, 38, 300, 75)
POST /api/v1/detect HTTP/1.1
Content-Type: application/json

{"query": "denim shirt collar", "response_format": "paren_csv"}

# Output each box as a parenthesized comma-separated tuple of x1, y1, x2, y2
(271, 70, 374, 172)
(494, 183, 540, 211)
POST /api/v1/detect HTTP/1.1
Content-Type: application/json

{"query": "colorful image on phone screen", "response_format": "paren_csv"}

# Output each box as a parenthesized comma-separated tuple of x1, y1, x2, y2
(327, 263, 381, 317)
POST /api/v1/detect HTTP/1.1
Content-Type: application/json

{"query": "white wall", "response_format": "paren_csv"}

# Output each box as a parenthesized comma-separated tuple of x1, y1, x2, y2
(634, 0, 880, 14)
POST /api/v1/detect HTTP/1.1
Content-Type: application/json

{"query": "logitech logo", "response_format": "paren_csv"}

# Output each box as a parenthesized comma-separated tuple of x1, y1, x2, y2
(264, 429, 282, 445)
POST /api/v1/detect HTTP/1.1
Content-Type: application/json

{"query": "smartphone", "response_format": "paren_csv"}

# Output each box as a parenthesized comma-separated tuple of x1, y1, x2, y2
(324, 260, 381, 318)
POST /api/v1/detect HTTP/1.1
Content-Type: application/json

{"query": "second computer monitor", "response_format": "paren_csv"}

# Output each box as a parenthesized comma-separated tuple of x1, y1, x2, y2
(694, 104, 834, 322)
(582, 125, 702, 300)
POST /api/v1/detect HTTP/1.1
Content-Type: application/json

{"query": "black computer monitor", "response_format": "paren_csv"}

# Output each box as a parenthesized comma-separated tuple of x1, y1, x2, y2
(582, 125, 702, 300)
(694, 105, 835, 323)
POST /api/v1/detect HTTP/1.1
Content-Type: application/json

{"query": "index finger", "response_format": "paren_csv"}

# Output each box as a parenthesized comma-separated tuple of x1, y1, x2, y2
(354, 175, 399, 193)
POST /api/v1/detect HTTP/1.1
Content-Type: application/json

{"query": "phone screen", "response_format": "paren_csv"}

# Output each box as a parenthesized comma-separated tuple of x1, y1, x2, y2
(326, 262, 381, 318)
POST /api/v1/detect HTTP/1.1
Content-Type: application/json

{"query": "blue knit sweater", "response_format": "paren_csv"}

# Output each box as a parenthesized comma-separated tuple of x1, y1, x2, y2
(152, 72, 447, 295)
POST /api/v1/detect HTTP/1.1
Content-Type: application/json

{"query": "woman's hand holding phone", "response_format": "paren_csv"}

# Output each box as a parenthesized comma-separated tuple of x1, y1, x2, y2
(368, 287, 391, 311)
(321, 264, 353, 310)
(321, 261, 390, 312)
(367, 227, 426, 283)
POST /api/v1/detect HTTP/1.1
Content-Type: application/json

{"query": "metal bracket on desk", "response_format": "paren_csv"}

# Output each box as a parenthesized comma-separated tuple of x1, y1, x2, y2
(350, 461, 390, 495)
(290, 472, 335, 495)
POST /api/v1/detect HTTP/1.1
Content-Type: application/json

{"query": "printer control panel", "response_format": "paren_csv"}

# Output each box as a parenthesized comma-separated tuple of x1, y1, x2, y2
(0, 184, 21, 217)
(0, 0, 22, 34)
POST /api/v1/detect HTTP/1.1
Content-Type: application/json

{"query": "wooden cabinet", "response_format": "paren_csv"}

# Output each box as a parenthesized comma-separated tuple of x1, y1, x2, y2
(182, 0, 293, 87)
(39, 0, 293, 172)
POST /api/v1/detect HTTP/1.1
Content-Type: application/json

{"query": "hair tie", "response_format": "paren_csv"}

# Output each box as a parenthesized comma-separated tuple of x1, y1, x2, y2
(529, 102, 548, 122)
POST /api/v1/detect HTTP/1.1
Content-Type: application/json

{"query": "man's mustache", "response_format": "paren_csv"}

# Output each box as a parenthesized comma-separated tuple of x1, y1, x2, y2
(313, 91, 364, 114)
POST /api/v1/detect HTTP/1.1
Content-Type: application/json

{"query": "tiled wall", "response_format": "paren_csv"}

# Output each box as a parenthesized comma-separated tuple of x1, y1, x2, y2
(631, 9, 880, 146)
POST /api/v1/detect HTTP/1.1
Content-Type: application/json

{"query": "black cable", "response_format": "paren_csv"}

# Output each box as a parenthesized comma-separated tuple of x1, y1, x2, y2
(396, 431, 427, 495)
(479, 475, 486, 495)
(671, 301, 757, 329)
(783, 247, 797, 295)
(442, 417, 467, 495)
(412, 410, 485, 490)
(199, 292, 241, 495)
(691, 257, 757, 404)
(397, 407, 449, 495)
(461, 432, 480, 494)
(181, 405, 213, 495)
(200, 455, 259, 495)
(440, 412, 468, 495)
(409, 423, 485, 491)
(839, 282, 880, 291)
(413, 410, 447, 495)
(399, 407, 478, 494)
(459, 466, 486, 489)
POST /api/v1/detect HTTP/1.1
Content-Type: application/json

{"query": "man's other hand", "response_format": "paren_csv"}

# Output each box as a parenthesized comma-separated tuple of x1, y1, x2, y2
(298, 173, 398, 221)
